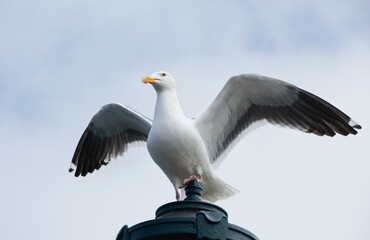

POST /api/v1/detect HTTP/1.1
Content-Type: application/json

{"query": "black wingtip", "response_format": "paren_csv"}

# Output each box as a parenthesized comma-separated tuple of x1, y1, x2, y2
(354, 124, 362, 130)
(349, 119, 362, 130)
(69, 163, 77, 174)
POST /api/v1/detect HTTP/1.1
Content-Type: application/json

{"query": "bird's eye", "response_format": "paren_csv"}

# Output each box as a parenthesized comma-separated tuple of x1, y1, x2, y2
(161, 73, 166, 77)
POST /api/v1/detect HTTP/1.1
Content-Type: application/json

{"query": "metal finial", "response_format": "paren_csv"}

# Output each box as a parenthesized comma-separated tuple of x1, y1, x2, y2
(184, 178, 203, 201)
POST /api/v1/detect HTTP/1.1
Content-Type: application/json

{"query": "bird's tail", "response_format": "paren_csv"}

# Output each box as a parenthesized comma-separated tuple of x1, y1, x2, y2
(201, 176, 239, 202)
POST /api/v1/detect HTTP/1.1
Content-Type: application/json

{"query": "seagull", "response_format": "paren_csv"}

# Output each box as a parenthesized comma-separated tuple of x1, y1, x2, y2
(70, 71, 361, 202)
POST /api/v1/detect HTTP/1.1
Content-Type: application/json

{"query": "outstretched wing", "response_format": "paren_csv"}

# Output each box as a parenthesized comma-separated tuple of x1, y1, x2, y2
(70, 103, 152, 177)
(194, 74, 361, 164)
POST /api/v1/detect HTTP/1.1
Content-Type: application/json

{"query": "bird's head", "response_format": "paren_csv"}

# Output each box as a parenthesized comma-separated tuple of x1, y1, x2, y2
(142, 71, 176, 92)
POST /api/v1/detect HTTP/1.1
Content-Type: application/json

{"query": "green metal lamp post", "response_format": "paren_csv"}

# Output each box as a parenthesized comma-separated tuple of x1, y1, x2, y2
(116, 179, 258, 240)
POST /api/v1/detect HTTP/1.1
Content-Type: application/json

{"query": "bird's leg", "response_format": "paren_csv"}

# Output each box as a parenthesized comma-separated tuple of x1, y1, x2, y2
(181, 174, 203, 188)
(175, 188, 181, 201)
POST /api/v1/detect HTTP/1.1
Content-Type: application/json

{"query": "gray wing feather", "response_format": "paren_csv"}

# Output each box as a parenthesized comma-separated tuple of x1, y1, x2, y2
(70, 103, 152, 177)
(194, 74, 361, 164)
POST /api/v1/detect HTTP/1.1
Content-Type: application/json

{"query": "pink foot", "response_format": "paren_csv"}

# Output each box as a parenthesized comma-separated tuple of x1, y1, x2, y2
(182, 175, 203, 187)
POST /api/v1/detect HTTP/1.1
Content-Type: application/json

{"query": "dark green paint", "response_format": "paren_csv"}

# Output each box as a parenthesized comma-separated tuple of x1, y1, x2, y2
(116, 179, 258, 240)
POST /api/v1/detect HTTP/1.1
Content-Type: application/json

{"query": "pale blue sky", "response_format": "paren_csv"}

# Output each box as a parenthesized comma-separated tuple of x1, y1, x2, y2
(1, 1, 369, 240)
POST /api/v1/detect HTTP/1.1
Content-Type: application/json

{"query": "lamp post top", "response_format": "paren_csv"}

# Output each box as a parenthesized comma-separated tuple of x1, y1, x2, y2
(116, 179, 258, 240)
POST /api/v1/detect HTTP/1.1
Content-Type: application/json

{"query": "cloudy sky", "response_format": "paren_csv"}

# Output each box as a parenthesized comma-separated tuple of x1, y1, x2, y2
(1, 0, 369, 239)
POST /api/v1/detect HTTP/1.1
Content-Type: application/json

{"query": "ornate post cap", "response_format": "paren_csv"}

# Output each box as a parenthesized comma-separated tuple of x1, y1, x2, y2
(116, 179, 258, 240)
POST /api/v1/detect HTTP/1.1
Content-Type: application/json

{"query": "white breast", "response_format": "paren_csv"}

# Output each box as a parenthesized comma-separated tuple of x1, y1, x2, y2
(147, 117, 210, 188)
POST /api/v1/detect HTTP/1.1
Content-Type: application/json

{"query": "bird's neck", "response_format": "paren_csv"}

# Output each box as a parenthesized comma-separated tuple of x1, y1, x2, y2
(153, 89, 185, 122)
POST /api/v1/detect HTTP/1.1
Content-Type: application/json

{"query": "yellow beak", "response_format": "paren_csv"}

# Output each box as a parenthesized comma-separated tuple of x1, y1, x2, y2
(142, 76, 158, 84)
